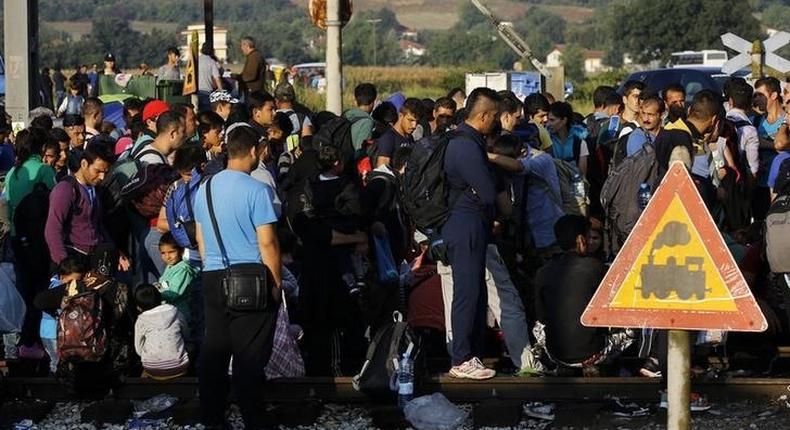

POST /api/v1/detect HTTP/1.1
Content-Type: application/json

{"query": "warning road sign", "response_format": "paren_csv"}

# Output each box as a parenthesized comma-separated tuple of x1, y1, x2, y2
(581, 162, 767, 332)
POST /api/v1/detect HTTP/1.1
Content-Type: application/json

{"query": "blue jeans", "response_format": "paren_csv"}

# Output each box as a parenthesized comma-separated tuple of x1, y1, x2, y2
(42, 338, 58, 374)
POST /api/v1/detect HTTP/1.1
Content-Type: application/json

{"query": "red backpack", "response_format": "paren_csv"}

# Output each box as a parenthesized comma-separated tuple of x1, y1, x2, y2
(121, 163, 179, 218)
(57, 290, 107, 363)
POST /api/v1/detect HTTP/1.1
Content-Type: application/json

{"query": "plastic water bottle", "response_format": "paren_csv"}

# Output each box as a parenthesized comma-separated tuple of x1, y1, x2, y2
(572, 173, 586, 199)
(637, 183, 652, 211)
(572, 173, 588, 215)
(397, 346, 415, 410)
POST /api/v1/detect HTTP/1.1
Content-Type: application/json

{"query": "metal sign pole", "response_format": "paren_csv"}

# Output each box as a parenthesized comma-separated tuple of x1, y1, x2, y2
(667, 329, 691, 430)
(325, 0, 343, 115)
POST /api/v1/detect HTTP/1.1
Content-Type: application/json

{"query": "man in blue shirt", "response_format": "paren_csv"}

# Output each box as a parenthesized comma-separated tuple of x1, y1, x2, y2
(194, 123, 281, 429)
(443, 88, 499, 380)
(754, 77, 786, 220)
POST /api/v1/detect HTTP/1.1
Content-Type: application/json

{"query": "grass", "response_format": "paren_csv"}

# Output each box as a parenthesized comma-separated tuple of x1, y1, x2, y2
(291, 65, 599, 116)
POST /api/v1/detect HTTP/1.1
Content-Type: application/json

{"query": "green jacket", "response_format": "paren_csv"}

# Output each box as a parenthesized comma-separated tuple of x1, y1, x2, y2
(160, 260, 199, 321)
(5, 155, 56, 235)
(344, 108, 375, 151)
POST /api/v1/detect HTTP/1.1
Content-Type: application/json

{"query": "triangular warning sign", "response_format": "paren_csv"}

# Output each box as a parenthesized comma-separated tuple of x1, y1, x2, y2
(581, 162, 767, 332)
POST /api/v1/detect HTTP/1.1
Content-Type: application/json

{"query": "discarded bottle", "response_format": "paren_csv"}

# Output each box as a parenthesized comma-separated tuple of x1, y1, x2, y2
(13, 420, 33, 430)
(397, 347, 415, 410)
(572, 173, 588, 215)
(637, 183, 652, 211)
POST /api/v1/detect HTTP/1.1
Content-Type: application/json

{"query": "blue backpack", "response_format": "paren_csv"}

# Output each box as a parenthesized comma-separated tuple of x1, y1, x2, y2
(165, 169, 203, 249)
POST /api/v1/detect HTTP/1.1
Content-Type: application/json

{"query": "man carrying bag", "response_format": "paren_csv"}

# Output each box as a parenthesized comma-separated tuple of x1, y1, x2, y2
(194, 123, 282, 429)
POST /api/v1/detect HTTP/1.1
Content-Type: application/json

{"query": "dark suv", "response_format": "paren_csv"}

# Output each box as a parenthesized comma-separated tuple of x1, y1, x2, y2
(619, 67, 749, 103)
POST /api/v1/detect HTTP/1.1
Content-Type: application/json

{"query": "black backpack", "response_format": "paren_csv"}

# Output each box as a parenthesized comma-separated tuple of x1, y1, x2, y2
(313, 115, 359, 175)
(400, 131, 456, 232)
(352, 311, 420, 399)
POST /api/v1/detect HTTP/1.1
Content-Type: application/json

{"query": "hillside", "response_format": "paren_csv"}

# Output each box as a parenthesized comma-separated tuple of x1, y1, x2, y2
(290, 0, 595, 30)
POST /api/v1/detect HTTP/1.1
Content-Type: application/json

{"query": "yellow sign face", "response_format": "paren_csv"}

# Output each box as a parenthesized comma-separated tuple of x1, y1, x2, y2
(609, 195, 737, 312)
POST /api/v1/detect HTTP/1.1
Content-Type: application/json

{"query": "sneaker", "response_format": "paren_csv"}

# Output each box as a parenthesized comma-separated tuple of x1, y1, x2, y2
(639, 358, 662, 378)
(658, 392, 711, 412)
(611, 397, 650, 417)
(449, 357, 496, 380)
(523, 402, 555, 420)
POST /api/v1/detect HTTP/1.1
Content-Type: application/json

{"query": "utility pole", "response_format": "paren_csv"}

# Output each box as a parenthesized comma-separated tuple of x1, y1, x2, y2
(367, 19, 382, 66)
(4, 0, 40, 129)
(326, 0, 343, 114)
(204, 0, 214, 53)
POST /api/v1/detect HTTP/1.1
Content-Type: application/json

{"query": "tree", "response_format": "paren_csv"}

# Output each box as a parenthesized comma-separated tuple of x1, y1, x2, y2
(760, 4, 790, 31)
(562, 44, 586, 83)
(609, 0, 762, 64)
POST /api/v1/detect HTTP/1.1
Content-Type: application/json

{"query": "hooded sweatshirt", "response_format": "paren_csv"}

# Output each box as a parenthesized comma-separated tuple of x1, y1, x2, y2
(134, 303, 189, 379)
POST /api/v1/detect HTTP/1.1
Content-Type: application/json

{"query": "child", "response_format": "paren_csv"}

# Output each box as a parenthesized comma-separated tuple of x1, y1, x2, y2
(57, 81, 84, 117)
(157, 233, 199, 323)
(133, 284, 189, 379)
(40, 256, 87, 375)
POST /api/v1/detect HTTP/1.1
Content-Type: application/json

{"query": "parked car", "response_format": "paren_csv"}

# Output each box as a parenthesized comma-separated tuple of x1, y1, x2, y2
(619, 67, 750, 103)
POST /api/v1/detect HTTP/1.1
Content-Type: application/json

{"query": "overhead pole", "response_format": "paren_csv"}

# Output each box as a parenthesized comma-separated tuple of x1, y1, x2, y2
(326, 0, 343, 114)
(4, 0, 40, 129)
(204, 0, 214, 53)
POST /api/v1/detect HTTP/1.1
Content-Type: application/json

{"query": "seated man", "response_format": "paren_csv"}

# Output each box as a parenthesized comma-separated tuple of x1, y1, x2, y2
(532, 215, 633, 375)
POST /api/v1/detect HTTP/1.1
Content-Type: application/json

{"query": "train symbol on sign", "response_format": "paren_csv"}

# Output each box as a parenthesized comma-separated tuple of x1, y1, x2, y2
(635, 221, 710, 300)
(639, 256, 708, 300)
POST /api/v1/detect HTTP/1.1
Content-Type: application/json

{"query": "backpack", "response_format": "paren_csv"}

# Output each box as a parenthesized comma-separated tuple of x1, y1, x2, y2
(57, 289, 107, 363)
(121, 162, 179, 218)
(101, 144, 164, 215)
(314, 115, 368, 180)
(766, 194, 790, 273)
(610, 128, 650, 171)
(400, 132, 455, 232)
(165, 169, 203, 248)
(551, 158, 589, 217)
(353, 311, 420, 398)
(600, 142, 658, 256)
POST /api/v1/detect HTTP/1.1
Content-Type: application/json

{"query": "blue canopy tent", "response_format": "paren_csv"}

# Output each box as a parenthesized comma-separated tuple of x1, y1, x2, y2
(99, 94, 138, 133)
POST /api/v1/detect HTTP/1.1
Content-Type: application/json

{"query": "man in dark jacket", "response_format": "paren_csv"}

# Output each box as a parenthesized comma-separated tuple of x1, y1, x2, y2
(443, 88, 499, 380)
(236, 36, 267, 98)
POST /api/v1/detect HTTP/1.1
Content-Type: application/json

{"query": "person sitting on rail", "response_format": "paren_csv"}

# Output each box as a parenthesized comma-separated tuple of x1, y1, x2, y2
(133, 283, 190, 379)
(531, 215, 634, 376)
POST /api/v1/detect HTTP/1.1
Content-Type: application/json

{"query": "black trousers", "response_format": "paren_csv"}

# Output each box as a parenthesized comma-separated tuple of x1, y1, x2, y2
(12, 236, 50, 346)
(199, 270, 278, 429)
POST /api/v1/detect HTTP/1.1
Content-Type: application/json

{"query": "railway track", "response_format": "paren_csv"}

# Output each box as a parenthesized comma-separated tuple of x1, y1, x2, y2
(4, 376, 790, 403)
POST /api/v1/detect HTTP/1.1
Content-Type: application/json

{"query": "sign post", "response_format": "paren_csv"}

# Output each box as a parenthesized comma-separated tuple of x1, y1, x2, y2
(721, 31, 790, 76)
(581, 162, 767, 430)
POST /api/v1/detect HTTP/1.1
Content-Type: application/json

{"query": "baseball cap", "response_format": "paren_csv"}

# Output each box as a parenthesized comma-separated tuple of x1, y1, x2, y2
(142, 99, 170, 122)
(274, 83, 296, 101)
(104, 53, 116, 62)
(209, 90, 239, 105)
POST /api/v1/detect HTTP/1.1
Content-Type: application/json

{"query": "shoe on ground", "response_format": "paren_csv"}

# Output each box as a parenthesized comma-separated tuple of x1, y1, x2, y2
(658, 391, 711, 412)
(639, 358, 662, 378)
(523, 402, 555, 421)
(449, 357, 496, 380)
(611, 397, 650, 418)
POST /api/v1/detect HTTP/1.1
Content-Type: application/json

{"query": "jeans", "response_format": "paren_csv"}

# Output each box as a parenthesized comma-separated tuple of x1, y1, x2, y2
(130, 211, 165, 285)
(42, 338, 58, 374)
(439, 244, 534, 370)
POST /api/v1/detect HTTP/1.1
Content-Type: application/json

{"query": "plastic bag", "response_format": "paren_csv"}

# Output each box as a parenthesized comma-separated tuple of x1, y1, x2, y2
(696, 330, 727, 346)
(0, 262, 24, 332)
(374, 235, 398, 283)
(265, 292, 305, 379)
(404, 393, 468, 430)
(132, 394, 178, 418)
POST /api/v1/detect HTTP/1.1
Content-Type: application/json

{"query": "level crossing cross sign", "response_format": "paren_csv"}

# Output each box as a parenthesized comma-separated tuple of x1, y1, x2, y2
(581, 162, 767, 332)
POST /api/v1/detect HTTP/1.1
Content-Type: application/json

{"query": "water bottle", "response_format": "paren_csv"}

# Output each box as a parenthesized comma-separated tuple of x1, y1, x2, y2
(572, 173, 588, 215)
(637, 183, 652, 211)
(397, 348, 415, 410)
(572, 173, 586, 199)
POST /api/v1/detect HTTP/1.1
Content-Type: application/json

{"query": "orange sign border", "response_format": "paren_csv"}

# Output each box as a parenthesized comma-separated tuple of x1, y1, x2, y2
(581, 162, 767, 332)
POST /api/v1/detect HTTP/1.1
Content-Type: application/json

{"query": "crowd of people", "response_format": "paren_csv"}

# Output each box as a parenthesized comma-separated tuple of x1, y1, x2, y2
(3, 47, 790, 427)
